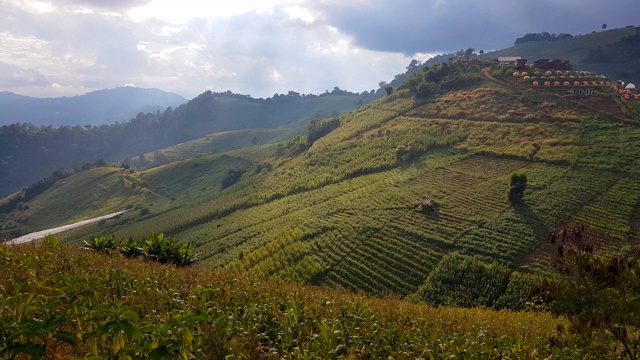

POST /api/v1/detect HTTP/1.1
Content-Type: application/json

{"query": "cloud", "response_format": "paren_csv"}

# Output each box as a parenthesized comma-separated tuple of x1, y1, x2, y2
(311, 0, 640, 54)
(0, 61, 50, 86)
(51, 0, 153, 12)
(175, 10, 412, 97)
(2, 0, 640, 100)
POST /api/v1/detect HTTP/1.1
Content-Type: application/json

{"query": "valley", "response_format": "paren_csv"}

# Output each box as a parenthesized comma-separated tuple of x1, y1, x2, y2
(5, 61, 640, 302)
(3, 24, 640, 358)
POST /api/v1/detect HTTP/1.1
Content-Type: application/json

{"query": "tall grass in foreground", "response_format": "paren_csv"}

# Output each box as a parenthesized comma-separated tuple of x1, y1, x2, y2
(0, 244, 610, 359)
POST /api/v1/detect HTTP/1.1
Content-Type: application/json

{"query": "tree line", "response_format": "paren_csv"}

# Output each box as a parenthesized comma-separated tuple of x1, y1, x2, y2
(0, 90, 370, 197)
(514, 32, 573, 44)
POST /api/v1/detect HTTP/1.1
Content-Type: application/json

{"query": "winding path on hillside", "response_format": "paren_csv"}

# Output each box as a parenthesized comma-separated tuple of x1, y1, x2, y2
(4, 209, 130, 245)
(480, 67, 634, 125)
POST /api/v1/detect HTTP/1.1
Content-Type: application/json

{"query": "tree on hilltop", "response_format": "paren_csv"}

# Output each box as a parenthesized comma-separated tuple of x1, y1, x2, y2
(464, 48, 475, 61)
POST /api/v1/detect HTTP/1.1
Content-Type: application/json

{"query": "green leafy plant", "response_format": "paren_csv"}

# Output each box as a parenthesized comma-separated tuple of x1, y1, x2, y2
(42, 234, 59, 248)
(83, 234, 119, 251)
(549, 225, 640, 360)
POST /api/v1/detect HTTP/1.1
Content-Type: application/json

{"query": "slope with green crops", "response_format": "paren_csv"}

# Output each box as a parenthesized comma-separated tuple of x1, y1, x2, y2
(1, 243, 610, 359)
(4, 63, 640, 301)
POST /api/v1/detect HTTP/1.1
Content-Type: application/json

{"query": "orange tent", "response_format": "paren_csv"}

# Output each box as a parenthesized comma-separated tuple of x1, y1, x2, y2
(533, 81, 539, 86)
(544, 82, 551, 86)
(563, 81, 570, 86)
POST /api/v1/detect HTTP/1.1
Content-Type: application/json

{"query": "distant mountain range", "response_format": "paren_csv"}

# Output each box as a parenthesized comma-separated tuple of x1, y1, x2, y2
(0, 87, 187, 126)
(0, 89, 371, 197)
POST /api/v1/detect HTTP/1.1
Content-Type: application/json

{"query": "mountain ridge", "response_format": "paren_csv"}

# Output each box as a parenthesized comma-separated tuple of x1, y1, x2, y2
(0, 87, 187, 126)
(4, 62, 639, 303)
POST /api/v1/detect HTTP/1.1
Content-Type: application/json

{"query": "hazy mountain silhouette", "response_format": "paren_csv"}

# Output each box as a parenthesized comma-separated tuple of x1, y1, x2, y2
(0, 87, 187, 126)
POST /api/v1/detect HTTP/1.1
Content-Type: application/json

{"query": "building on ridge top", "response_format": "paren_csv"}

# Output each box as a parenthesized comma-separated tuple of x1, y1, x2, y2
(534, 59, 572, 70)
(498, 56, 521, 65)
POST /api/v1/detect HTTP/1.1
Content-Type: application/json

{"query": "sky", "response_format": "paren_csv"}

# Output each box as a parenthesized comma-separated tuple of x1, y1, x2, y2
(1, 0, 639, 99)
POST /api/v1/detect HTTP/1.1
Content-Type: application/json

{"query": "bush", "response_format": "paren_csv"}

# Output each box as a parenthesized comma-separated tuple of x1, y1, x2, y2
(144, 233, 199, 266)
(548, 225, 640, 360)
(42, 234, 59, 248)
(221, 168, 245, 189)
(16, 202, 29, 211)
(82, 232, 199, 267)
(307, 118, 340, 146)
(507, 172, 527, 205)
(83, 235, 119, 252)
(275, 136, 308, 158)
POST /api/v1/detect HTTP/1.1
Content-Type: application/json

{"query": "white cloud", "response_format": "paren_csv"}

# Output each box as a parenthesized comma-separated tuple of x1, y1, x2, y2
(8, 0, 637, 102)
(127, 0, 305, 23)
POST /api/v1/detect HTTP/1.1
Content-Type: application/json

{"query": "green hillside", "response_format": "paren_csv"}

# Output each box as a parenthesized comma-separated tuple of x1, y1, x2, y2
(0, 90, 370, 198)
(1, 243, 607, 359)
(482, 26, 640, 82)
(5, 62, 639, 307)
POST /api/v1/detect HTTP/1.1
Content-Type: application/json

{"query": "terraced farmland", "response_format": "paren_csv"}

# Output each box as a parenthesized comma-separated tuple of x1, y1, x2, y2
(14, 63, 640, 300)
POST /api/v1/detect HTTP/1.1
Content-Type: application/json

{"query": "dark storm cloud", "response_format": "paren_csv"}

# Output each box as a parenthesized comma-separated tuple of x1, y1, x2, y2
(312, 0, 640, 54)
(0, 61, 50, 87)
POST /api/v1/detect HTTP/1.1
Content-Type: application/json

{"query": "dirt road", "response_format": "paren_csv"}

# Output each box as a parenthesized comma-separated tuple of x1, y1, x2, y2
(4, 209, 130, 245)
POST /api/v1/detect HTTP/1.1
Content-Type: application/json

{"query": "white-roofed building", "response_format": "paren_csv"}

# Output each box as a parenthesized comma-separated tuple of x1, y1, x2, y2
(498, 57, 521, 65)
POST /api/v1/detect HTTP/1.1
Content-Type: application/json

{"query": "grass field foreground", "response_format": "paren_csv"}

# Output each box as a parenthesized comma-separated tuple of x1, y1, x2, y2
(0, 243, 610, 359)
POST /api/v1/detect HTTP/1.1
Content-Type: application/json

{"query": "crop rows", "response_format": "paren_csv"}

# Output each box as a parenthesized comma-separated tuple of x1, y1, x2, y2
(573, 177, 640, 239)
(446, 156, 529, 179)
(532, 168, 619, 224)
(322, 225, 444, 295)
(400, 167, 486, 192)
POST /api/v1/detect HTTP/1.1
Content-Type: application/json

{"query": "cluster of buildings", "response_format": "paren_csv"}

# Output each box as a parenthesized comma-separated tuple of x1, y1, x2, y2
(498, 57, 572, 70)
(498, 57, 638, 99)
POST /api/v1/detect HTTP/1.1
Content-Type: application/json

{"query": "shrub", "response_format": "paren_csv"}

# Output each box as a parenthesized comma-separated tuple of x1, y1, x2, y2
(83, 232, 199, 267)
(307, 118, 340, 146)
(221, 168, 245, 189)
(83, 235, 119, 252)
(548, 225, 640, 360)
(275, 136, 307, 157)
(507, 172, 527, 205)
(120, 237, 146, 258)
(42, 234, 59, 248)
(16, 202, 29, 211)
